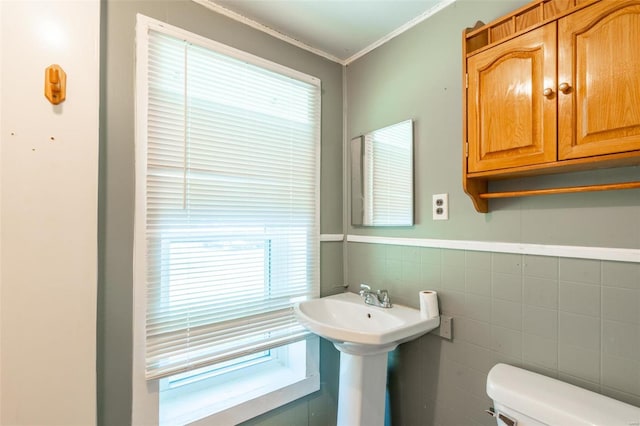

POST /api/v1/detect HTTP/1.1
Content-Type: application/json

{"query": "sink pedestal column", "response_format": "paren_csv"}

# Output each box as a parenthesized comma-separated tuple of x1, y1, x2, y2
(334, 343, 397, 426)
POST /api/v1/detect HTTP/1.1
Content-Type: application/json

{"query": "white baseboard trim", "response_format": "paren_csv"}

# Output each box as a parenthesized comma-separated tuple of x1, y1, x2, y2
(346, 235, 640, 263)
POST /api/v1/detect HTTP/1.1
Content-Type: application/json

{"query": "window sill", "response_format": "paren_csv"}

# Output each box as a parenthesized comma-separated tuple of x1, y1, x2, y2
(159, 339, 319, 425)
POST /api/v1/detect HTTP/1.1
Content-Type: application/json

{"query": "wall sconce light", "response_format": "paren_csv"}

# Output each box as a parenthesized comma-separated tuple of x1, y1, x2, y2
(44, 64, 66, 105)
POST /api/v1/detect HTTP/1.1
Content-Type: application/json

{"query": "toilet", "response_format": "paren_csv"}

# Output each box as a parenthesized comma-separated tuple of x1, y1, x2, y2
(486, 363, 640, 426)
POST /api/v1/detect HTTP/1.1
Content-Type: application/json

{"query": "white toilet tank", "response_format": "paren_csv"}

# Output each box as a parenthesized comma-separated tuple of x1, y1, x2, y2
(486, 363, 640, 426)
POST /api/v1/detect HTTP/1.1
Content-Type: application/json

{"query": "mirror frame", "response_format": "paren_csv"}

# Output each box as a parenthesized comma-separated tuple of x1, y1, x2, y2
(350, 119, 414, 227)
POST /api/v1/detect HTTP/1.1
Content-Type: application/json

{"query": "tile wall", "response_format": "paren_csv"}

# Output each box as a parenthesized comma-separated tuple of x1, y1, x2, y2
(347, 242, 640, 426)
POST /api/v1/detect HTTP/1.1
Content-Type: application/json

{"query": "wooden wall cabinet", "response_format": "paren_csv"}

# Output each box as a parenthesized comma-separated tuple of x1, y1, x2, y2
(463, 0, 640, 212)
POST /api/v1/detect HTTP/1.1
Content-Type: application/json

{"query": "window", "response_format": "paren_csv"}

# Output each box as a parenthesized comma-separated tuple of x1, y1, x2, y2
(133, 15, 320, 425)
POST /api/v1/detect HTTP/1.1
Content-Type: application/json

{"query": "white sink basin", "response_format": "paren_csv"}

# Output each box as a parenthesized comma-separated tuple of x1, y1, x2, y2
(296, 292, 440, 425)
(294, 292, 440, 353)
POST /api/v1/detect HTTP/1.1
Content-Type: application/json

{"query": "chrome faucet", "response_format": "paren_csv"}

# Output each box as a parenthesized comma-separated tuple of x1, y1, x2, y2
(359, 284, 392, 308)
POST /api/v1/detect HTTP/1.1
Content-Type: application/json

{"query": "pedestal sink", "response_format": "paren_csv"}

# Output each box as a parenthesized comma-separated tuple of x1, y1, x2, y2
(294, 292, 440, 426)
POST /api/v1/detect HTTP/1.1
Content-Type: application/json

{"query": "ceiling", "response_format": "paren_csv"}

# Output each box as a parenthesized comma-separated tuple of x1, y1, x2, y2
(198, 0, 455, 64)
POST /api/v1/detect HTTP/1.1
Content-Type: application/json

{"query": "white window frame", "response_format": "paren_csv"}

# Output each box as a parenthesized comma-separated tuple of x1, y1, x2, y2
(132, 14, 320, 425)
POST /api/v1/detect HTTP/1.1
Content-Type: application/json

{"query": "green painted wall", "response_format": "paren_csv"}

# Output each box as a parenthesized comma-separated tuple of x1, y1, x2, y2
(345, 1, 640, 425)
(98, 1, 342, 424)
(346, 0, 640, 247)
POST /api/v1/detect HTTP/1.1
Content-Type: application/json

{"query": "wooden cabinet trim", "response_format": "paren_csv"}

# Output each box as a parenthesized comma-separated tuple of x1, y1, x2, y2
(465, 0, 598, 55)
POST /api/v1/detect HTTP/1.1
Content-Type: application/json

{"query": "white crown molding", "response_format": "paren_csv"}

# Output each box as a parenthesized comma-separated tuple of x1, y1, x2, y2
(346, 235, 640, 263)
(191, 0, 345, 64)
(192, 0, 457, 66)
(343, 0, 457, 65)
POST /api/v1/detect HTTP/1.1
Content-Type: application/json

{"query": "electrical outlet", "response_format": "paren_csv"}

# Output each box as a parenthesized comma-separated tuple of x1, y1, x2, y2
(432, 193, 449, 220)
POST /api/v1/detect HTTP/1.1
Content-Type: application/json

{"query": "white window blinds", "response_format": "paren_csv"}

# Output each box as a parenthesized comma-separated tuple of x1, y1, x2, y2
(137, 24, 321, 380)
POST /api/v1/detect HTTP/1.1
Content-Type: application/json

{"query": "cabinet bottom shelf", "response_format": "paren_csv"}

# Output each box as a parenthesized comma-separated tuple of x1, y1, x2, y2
(464, 180, 640, 213)
(480, 181, 640, 199)
(463, 150, 640, 212)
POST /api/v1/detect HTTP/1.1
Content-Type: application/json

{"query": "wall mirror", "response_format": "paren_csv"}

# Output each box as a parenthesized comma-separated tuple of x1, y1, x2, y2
(351, 119, 414, 226)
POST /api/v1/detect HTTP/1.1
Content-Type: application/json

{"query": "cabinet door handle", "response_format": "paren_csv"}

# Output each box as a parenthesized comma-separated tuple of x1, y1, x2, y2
(543, 87, 554, 97)
(558, 82, 571, 93)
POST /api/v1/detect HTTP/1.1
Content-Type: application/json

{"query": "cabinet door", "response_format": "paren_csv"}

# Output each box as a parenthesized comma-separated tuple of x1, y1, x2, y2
(558, 2, 640, 160)
(467, 24, 557, 173)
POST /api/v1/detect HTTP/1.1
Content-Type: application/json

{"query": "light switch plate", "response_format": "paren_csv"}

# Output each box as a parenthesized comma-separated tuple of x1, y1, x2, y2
(431, 315, 453, 340)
